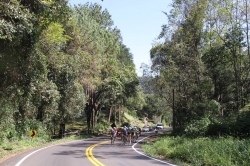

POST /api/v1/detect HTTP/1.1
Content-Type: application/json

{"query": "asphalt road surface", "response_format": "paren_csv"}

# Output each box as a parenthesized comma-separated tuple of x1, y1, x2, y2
(0, 128, 177, 166)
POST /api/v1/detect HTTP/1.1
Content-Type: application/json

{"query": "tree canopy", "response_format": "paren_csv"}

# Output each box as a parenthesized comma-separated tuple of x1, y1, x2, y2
(0, 1, 142, 141)
(146, 0, 250, 137)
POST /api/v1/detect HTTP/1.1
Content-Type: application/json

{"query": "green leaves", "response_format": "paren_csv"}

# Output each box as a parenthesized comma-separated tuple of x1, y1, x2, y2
(42, 22, 70, 45)
(0, 0, 141, 139)
(0, 0, 33, 41)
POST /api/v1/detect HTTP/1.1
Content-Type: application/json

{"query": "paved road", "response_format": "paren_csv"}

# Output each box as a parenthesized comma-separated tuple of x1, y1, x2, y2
(0, 128, 177, 166)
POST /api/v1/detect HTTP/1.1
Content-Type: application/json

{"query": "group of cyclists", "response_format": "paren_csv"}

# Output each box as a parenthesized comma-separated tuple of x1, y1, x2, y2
(110, 125, 141, 145)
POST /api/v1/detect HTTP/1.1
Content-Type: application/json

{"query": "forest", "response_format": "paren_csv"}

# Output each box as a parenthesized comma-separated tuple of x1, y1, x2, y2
(140, 1, 250, 164)
(0, 0, 146, 142)
(146, 0, 250, 138)
(1, 0, 250, 150)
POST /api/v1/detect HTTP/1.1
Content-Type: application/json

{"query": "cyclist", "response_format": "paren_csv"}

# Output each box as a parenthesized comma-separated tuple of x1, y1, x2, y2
(113, 127, 117, 140)
(127, 126, 132, 144)
(110, 127, 116, 144)
(122, 126, 128, 143)
(131, 127, 137, 143)
(137, 127, 141, 136)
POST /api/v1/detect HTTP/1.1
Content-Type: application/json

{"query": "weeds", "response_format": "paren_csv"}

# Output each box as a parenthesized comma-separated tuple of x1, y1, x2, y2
(142, 136, 250, 166)
(0, 115, 110, 162)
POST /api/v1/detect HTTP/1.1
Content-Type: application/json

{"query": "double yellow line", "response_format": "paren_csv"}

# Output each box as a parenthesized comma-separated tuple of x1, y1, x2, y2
(85, 140, 109, 166)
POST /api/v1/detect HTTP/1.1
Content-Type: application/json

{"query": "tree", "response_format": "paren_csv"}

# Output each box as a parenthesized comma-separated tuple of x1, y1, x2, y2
(0, 0, 70, 139)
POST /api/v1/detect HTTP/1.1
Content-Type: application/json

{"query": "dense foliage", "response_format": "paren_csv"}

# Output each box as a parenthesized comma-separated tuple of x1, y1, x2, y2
(142, 136, 250, 166)
(1, 0, 250, 147)
(0, 1, 142, 142)
(140, 0, 250, 138)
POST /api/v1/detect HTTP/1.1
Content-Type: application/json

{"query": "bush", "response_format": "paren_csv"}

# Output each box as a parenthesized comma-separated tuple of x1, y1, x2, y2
(204, 110, 250, 138)
(94, 122, 110, 135)
(206, 120, 235, 137)
(127, 109, 137, 118)
(142, 136, 250, 166)
(0, 99, 18, 142)
(235, 110, 250, 138)
(184, 117, 210, 137)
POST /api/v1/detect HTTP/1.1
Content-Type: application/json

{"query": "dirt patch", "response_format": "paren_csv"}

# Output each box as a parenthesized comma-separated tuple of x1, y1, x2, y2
(143, 132, 166, 143)
(144, 136, 157, 143)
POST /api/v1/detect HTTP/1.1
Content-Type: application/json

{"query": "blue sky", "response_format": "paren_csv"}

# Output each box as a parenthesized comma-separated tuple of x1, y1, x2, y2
(68, 0, 171, 76)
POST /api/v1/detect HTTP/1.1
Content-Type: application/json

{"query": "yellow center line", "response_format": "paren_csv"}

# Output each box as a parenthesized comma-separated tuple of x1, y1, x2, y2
(86, 145, 98, 166)
(86, 140, 109, 166)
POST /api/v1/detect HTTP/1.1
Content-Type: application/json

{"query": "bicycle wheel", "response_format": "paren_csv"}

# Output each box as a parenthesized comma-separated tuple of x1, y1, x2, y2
(129, 135, 132, 144)
(123, 136, 127, 145)
(111, 136, 114, 145)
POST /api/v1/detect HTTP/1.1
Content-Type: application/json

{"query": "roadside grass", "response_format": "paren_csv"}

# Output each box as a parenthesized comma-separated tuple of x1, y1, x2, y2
(142, 134, 250, 166)
(0, 134, 94, 163)
(0, 113, 146, 163)
(0, 117, 94, 162)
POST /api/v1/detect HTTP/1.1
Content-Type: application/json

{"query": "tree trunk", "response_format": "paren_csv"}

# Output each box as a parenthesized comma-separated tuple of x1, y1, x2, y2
(85, 86, 92, 134)
(119, 104, 120, 125)
(91, 90, 95, 130)
(108, 106, 112, 123)
(85, 103, 91, 134)
(172, 89, 175, 131)
(114, 105, 116, 125)
(246, 0, 250, 58)
(53, 119, 56, 136)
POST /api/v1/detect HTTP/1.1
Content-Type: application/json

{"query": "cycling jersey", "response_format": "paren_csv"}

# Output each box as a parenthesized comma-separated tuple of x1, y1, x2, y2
(123, 128, 128, 135)
(131, 128, 137, 135)
(110, 128, 115, 137)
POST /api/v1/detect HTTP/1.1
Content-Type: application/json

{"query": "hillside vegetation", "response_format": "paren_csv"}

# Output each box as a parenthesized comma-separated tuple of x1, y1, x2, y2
(1, 1, 250, 165)
(0, 111, 145, 162)
(142, 134, 250, 166)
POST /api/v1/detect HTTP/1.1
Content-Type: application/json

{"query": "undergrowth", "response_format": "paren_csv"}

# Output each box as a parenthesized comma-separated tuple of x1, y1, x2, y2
(0, 134, 93, 162)
(142, 136, 250, 166)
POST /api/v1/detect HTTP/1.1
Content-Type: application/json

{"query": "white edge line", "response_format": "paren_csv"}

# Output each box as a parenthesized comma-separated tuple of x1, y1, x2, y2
(132, 134, 178, 166)
(15, 134, 177, 166)
(15, 140, 82, 166)
(15, 146, 49, 166)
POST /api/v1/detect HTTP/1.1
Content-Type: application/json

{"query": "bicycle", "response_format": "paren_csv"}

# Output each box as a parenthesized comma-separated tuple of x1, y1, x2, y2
(132, 134, 137, 143)
(127, 133, 132, 145)
(110, 135, 115, 145)
(122, 134, 128, 145)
